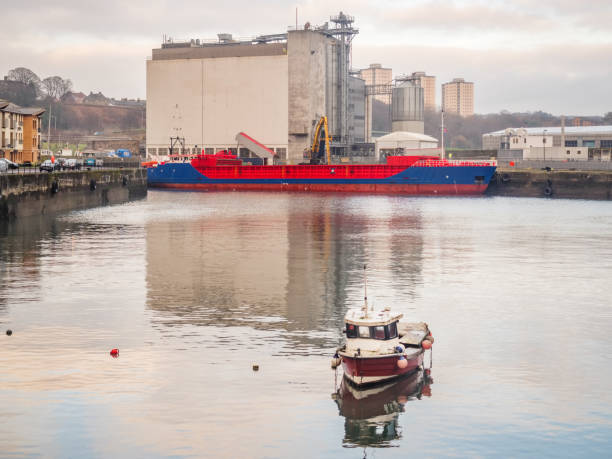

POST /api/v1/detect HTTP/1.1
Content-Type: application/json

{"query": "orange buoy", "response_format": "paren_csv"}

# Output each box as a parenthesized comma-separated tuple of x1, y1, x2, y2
(110, 348, 119, 358)
(421, 339, 432, 350)
(397, 357, 408, 369)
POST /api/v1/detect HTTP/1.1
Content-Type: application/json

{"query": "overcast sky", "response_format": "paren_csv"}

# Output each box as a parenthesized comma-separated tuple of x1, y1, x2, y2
(1, 0, 610, 115)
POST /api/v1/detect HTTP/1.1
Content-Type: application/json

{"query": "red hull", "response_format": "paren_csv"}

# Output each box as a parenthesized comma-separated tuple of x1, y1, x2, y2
(341, 351, 423, 386)
(150, 182, 488, 195)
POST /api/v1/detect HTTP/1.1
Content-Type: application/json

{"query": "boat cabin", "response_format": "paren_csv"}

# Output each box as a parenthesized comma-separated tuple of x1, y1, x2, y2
(345, 321, 399, 340)
(343, 308, 403, 350)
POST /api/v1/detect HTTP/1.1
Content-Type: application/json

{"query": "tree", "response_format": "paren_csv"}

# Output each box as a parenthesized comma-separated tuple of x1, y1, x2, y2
(7, 67, 41, 95)
(42, 76, 73, 99)
(604, 112, 612, 124)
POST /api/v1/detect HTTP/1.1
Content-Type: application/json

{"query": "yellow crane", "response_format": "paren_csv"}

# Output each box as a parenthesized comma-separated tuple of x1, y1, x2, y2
(308, 116, 331, 165)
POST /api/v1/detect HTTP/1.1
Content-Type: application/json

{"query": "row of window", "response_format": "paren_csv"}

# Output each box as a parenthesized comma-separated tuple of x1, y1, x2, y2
(346, 322, 398, 340)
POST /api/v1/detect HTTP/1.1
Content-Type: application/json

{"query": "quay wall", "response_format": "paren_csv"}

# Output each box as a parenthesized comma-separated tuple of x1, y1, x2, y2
(0, 169, 147, 220)
(487, 168, 612, 200)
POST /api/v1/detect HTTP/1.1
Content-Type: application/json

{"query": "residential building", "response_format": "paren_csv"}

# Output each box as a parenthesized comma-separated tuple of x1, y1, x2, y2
(0, 99, 45, 163)
(442, 78, 474, 116)
(359, 63, 392, 104)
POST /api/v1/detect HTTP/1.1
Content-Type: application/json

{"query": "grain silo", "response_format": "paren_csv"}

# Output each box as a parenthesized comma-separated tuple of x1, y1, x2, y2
(391, 82, 424, 134)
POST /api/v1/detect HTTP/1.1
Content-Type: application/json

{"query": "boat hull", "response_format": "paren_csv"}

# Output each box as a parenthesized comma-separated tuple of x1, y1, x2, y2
(147, 162, 497, 196)
(340, 350, 424, 387)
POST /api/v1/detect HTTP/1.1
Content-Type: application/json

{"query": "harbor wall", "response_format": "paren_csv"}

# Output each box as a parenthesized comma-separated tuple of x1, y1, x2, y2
(0, 169, 147, 220)
(487, 168, 612, 200)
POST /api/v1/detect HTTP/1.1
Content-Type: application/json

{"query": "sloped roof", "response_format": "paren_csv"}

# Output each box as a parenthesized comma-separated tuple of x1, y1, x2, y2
(375, 131, 438, 143)
(0, 99, 10, 110)
(1, 102, 45, 115)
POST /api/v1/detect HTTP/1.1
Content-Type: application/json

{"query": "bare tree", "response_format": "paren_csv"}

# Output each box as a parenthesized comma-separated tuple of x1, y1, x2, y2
(7, 67, 41, 96)
(42, 76, 72, 99)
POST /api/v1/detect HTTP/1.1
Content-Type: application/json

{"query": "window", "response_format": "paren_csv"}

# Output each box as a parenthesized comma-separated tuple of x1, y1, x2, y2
(577, 150, 581, 154)
(359, 326, 371, 339)
(346, 323, 358, 338)
(373, 326, 386, 340)
(567, 150, 570, 155)
(205, 148, 214, 154)
(601, 140, 612, 148)
(387, 322, 398, 339)
(583, 140, 595, 148)
(565, 140, 577, 147)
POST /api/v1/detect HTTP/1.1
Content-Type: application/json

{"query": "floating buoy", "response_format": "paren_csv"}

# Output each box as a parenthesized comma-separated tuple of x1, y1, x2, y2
(110, 348, 119, 357)
(422, 339, 432, 350)
(394, 344, 405, 353)
(252, 364, 259, 371)
(397, 356, 408, 369)
(331, 353, 342, 369)
(6, 329, 12, 336)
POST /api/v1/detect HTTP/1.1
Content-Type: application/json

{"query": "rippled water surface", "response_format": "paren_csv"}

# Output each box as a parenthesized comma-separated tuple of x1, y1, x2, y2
(1, 191, 611, 458)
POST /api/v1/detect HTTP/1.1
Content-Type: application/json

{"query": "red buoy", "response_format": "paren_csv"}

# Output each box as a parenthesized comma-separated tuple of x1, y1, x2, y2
(421, 339, 432, 350)
(110, 348, 119, 358)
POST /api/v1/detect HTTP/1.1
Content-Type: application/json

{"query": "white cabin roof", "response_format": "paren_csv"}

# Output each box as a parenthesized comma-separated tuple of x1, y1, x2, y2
(345, 307, 403, 326)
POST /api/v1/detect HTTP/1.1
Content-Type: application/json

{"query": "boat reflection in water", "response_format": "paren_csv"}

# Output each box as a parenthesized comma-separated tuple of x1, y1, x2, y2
(332, 370, 433, 448)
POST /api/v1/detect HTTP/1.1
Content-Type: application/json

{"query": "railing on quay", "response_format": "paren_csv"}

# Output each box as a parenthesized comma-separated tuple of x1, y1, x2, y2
(413, 159, 498, 168)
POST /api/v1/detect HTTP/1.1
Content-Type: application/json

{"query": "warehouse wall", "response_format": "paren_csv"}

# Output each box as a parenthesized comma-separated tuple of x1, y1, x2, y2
(146, 54, 288, 156)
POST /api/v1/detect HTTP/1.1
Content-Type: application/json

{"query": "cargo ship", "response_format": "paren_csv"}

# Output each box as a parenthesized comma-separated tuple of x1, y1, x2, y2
(146, 152, 497, 195)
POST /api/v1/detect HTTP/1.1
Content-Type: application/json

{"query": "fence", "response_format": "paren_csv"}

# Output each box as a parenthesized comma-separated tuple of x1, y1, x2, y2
(498, 159, 612, 171)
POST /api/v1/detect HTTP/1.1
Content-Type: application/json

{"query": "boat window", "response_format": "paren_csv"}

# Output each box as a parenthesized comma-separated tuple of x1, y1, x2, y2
(346, 323, 358, 338)
(373, 326, 386, 340)
(359, 326, 371, 339)
(387, 322, 398, 339)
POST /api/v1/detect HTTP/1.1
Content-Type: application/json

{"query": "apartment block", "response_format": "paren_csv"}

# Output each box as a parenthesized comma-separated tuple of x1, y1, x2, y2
(442, 78, 474, 116)
(359, 63, 392, 104)
(0, 99, 45, 163)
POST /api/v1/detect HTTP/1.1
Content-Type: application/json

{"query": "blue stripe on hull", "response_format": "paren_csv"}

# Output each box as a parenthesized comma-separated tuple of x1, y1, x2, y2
(148, 164, 496, 187)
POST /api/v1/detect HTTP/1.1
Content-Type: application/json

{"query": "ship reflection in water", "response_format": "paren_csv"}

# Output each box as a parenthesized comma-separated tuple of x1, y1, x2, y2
(333, 370, 433, 448)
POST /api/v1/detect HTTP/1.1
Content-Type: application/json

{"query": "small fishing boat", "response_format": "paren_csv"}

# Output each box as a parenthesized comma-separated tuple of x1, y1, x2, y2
(332, 268, 433, 387)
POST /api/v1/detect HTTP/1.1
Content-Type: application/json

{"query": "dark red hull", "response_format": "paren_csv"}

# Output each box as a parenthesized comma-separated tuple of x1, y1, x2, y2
(341, 351, 424, 386)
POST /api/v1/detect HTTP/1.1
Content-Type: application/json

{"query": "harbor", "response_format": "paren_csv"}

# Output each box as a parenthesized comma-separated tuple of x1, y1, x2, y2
(1, 191, 612, 456)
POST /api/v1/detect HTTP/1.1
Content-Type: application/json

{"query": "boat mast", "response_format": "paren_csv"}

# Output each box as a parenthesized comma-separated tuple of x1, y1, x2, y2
(363, 264, 368, 317)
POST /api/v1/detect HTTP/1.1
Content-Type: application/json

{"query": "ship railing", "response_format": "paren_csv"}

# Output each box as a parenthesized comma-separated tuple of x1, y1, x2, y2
(413, 159, 497, 167)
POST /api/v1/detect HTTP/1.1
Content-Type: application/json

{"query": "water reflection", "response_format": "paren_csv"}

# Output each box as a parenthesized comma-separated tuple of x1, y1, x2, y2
(333, 370, 433, 448)
(144, 194, 424, 354)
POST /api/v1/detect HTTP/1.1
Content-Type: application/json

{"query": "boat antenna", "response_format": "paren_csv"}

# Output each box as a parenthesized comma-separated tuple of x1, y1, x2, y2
(363, 264, 368, 317)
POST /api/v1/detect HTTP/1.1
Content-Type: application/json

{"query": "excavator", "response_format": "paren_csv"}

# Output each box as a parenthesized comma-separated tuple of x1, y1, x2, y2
(306, 116, 332, 165)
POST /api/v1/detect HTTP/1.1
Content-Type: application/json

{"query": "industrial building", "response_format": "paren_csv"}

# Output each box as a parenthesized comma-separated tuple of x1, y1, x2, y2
(483, 125, 612, 161)
(146, 12, 364, 164)
(391, 81, 424, 134)
(399, 72, 436, 111)
(0, 99, 45, 164)
(442, 78, 474, 117)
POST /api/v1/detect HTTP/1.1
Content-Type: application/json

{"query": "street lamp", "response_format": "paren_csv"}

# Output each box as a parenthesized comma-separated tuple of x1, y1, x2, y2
(543, 129, 547, 162)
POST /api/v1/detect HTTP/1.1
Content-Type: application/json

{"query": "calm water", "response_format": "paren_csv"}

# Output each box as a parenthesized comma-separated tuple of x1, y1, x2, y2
(1, 192, 611, 458)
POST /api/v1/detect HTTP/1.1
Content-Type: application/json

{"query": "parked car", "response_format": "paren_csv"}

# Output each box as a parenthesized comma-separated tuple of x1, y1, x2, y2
(39, 160, 58, 173)
(84, 158, 96, 167)
(0, 160, 7, 173)
(0, 158, 19, 170)
(95, 159, 104, 167)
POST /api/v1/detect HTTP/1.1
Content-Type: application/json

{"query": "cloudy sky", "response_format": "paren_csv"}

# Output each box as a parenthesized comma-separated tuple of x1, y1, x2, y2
(1, 0, 610, 115)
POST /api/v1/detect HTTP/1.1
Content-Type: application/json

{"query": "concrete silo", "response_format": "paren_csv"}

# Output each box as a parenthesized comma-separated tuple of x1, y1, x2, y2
(391, 82, 424, 134)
